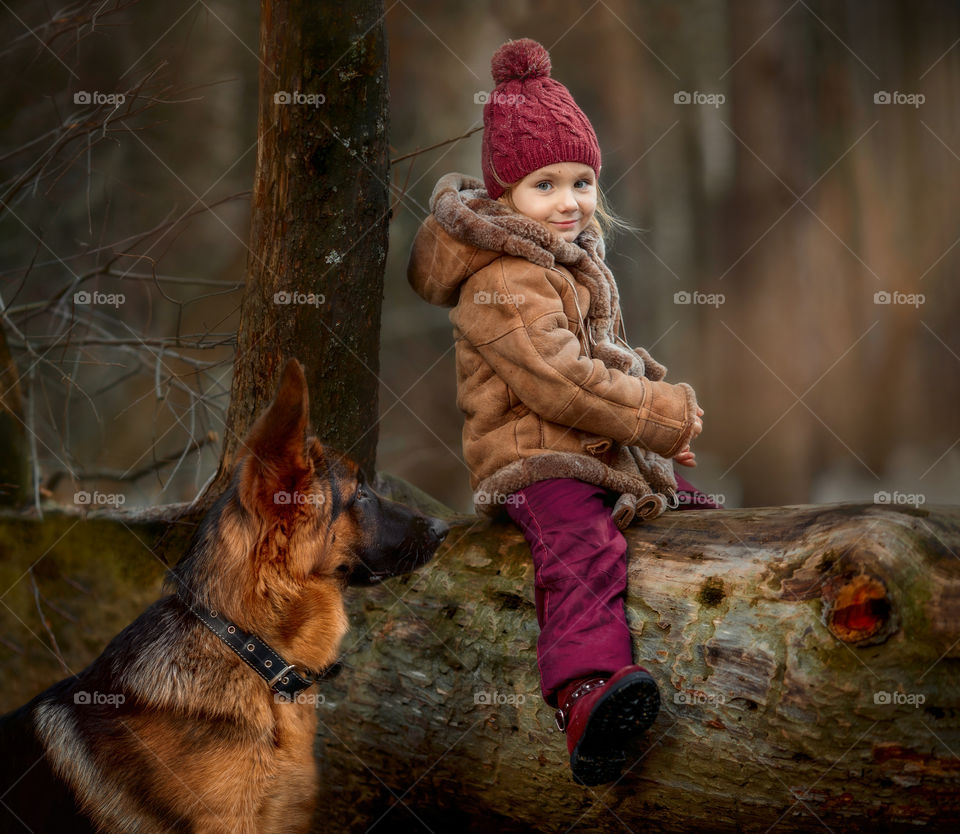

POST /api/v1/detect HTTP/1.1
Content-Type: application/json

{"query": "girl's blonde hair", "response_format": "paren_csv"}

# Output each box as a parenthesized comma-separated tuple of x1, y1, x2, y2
(490, 166, 637, 243)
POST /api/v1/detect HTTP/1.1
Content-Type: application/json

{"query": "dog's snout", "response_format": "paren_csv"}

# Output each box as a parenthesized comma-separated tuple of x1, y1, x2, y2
(347, 504, 449, 586)
(427, 517, 449, 544)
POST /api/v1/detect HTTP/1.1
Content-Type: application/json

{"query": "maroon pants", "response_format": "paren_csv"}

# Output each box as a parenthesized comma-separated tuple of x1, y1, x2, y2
(506, 478, 633, 707)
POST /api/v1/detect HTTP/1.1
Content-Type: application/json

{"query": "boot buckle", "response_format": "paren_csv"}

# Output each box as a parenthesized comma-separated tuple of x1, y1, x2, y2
(554, 677, 607, 733)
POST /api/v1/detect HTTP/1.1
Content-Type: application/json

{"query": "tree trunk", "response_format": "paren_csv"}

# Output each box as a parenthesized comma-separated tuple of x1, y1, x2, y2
(311, 502, 960, 833)
(213, 0, 390, 495)
(0, 325, 28, 507)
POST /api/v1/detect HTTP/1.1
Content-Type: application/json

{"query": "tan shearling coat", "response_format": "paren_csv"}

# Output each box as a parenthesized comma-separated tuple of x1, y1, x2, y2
(407, 172, 700, 528)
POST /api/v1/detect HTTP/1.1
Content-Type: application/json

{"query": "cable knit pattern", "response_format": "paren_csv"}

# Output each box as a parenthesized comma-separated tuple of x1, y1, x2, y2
(481, 39, 601, 199)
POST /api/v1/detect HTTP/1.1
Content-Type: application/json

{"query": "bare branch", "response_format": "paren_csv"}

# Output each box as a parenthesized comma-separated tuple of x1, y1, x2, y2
(43, 430, 218, 491)
(28, 567, 71, 676)
(390, 125, 483, 164)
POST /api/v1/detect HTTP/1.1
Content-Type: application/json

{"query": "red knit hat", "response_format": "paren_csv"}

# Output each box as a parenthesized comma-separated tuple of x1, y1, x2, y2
(481, 38, 601, 200)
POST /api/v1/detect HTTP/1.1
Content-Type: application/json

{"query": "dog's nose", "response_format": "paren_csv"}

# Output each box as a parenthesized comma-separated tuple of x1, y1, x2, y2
(427, 518, 449, 544)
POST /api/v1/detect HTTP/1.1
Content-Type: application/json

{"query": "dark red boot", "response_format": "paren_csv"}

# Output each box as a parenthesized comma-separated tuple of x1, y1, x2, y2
(555, 665, 660, 786)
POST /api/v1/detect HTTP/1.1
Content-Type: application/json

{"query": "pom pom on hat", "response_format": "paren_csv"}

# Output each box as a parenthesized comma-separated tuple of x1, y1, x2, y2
(481, 38, 601, 200)
(491, 38, 551, 84)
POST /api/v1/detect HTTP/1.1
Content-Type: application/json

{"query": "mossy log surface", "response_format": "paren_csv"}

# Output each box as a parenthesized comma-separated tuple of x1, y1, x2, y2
(312, 501, 960, 833)
(1, 497, 958, 833)
(0, 506, 197, 708)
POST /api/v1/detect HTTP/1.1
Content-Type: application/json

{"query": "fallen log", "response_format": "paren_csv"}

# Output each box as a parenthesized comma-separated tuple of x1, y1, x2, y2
(1, 492, 958, 832)
(312, 498, 960, 833)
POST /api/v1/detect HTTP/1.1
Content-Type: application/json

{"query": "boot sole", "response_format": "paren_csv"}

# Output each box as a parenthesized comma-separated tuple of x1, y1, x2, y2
(570, 671, 660, 787)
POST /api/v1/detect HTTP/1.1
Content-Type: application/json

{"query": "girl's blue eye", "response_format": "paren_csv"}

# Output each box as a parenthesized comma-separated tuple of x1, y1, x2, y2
(533, 178, 592, 191)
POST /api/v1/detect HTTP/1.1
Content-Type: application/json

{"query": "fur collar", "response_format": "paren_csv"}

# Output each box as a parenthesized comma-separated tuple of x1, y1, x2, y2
(429, 172, 620, 328)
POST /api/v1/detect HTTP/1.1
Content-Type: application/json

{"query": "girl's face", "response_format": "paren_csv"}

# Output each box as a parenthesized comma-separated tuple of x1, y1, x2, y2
(502, 163, 597, 243)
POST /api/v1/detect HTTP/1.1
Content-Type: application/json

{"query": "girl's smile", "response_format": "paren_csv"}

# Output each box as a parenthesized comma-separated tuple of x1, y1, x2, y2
(501, 162, 598, 242)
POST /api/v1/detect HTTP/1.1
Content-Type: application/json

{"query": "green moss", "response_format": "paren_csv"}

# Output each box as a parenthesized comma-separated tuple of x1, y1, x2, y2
(0, 511, 190, 712)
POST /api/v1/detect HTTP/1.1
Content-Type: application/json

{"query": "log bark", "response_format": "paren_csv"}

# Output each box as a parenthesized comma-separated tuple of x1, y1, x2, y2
(3, 496, 958, 831)
(310, 501, 960, 833)
(212, 0, 390, 496)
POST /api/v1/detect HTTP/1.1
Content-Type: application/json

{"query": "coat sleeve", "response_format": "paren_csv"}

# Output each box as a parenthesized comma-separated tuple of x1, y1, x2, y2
(450, 258, 698, 458)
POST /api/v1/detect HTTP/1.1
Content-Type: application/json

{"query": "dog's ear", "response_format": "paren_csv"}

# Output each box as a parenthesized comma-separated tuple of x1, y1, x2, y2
(237, 358, 313, 517)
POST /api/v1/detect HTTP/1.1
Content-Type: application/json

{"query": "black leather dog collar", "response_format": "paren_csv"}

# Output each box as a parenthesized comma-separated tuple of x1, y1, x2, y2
(177, 588, 315, 700)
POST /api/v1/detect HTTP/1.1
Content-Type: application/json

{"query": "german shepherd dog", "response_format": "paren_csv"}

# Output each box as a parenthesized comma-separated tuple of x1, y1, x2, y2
(0, 359, 448, 833)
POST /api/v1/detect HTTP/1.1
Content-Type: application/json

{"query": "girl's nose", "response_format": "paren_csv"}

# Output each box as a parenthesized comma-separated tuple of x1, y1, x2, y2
(557, 190, 578, 211)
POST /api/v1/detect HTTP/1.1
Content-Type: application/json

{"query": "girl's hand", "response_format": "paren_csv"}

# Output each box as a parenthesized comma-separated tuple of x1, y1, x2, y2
(692, 406, 704, 439)
(675, 407, 704, 467)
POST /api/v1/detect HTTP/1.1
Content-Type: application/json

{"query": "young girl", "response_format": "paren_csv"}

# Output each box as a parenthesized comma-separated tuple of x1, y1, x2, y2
(407, 37, 721, 786)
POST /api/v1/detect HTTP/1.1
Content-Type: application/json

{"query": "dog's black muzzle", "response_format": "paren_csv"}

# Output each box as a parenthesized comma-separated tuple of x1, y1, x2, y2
(348, 487, 449, 586)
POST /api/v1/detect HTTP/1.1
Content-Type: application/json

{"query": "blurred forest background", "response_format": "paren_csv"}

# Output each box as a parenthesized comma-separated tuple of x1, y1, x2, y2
(1, 0, 958, 515)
